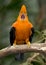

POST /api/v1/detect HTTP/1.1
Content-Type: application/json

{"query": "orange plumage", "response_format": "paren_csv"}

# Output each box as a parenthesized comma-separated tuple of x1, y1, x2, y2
(12, 5, 33, 45)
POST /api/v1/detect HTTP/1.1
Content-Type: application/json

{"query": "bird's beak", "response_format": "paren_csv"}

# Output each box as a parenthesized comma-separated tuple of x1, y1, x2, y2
(21, 14, 25, 19)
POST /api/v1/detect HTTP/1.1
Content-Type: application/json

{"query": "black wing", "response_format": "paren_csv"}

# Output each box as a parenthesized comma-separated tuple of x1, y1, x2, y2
(29, 28, 34, 42)
(10, 27, 16, 45)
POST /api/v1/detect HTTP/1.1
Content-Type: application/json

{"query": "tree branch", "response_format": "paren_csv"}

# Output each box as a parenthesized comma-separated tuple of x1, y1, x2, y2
(0, 43, 46, 58)
(27, 53, 39, 62)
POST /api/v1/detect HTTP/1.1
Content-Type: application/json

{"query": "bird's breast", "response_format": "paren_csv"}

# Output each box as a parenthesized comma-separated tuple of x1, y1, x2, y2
(15, 23, 31, 43)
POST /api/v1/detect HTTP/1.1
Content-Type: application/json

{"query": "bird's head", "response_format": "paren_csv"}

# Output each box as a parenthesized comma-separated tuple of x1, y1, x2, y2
(17, 5, 28, 22)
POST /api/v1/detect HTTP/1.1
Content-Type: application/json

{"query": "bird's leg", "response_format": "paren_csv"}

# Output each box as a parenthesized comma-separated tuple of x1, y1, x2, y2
(13, 40, 16, 46)
(26, 39, 31, 47)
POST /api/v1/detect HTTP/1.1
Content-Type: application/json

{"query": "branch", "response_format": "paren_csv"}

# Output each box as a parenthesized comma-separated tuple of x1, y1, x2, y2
(27, 40, 46, 62)
(27, 53, 39, 62)
(0, 43, 46, 58)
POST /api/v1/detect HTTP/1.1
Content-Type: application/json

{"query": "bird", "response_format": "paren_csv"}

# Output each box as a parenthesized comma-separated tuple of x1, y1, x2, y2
(9, 5, 34, 60)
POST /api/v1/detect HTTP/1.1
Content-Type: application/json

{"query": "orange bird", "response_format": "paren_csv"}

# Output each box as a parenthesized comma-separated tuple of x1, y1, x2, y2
(10, 5, 34, 60)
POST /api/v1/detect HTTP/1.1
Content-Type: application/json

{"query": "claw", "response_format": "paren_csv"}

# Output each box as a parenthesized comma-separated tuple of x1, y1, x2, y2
(13, 40, 16, 46)
(25, 39, 31, 48)
(13, 43, 16, 46)
(27, 42, 31, 48)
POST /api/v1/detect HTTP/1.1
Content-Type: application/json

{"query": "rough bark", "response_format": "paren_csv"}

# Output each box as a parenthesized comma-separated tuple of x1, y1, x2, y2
(0, 43, 46, 58)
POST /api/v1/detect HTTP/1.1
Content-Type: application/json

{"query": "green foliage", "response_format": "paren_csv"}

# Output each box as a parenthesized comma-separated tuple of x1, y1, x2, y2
(0, 0, 46, 65)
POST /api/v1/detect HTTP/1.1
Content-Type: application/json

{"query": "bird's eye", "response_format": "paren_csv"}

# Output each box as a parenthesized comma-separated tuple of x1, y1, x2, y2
(21, 14, 25, 19)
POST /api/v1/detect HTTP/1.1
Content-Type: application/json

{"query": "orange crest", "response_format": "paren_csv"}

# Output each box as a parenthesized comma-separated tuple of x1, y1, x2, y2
(17, 5, 28, 22)
(20, 5, 27, 14)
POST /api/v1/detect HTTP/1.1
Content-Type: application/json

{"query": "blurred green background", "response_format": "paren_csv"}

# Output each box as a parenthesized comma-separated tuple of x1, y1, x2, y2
(0, 0, 46, 65)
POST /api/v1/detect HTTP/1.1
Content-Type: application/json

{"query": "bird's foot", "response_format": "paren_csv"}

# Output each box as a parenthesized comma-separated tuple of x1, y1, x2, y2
(27, 42, 31, 48)
(13, 40, 16, 46)
(13, 43, 16, 46)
